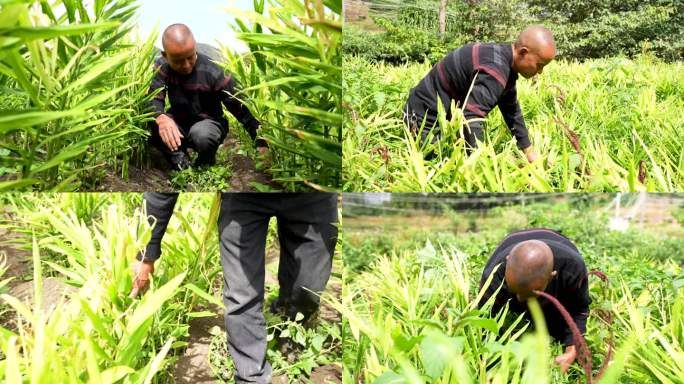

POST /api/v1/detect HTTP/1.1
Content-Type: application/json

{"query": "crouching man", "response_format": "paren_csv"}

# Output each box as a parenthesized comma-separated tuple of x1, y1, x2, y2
(478, 228, 591, 373)
(148, 24, 267, 169)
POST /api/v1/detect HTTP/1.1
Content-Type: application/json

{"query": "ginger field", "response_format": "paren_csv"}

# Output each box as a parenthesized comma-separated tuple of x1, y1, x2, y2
(0, 193, 342, 383)
(343, 56, 684, 192)
(337, 196, 684, 383)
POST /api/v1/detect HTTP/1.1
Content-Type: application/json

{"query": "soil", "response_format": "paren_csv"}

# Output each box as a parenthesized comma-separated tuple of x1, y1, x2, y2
(96, 134, 277, 192)
(0, 228, 31, 294)
(1, 228, 75, 330)
(223, 136, 276, 192)
(309, 364, 343, 383)
(97, 159, 174, 192)
(173, 304, 225, 384)
(319, 282, 342, 323)
(272, 365, 341, 384)
(9, 278, 76, 315)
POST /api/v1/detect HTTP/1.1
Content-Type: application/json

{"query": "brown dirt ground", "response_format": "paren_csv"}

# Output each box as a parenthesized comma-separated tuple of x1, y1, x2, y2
(0, 227, 30, 294)
(272, 364, 341, 384)
(1, 228, 75, 330)
(173, 304, 225, 384)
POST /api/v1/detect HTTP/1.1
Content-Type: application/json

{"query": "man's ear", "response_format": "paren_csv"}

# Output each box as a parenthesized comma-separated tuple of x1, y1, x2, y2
(519, 46, 529, 57)
(505, 253, 510, 261)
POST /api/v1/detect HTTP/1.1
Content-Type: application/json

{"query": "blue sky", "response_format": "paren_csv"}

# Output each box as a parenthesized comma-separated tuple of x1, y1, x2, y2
(135, 0, 255, 52)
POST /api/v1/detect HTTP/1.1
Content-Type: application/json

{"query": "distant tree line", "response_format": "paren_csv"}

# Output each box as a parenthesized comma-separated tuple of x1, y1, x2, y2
(341, 193, 612, 217)
(343, 0, 684, 63)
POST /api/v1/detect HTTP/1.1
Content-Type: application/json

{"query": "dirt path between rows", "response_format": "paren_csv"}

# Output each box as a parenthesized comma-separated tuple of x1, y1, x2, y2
(173, 304, 225, 384)
(1, 228, 76, 331)
(96, 134, 277, 192)
(0, 227, 30, 294)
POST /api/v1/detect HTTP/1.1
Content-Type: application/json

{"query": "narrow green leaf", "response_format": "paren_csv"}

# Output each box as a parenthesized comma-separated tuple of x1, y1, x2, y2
(185, 283, 225, 309)
(142, 338, 174, 384)
(0, 22, 119, 40)
(0, 109, 84, 135)
(100, 366, 135, 384)
(126, 272, 187, 334)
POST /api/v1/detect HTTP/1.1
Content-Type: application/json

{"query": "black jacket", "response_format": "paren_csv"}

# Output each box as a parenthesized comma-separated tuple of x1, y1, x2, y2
(407, 43, 530, 150)
(148, 52, 264, 145)
(479, 228, 591, 345)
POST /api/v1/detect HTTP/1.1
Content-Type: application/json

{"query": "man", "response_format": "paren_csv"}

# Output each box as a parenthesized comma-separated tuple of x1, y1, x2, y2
(130, 193, 338, 383)
(478, 228, 590, 373)
(404, 25, 556, 162)
(148, 24, 267, 169)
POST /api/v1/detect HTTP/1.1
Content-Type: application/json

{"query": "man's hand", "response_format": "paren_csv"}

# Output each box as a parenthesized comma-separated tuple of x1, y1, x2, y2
(156, 114, 184, 151)
(255, 142, 271, 170)
(129, 259, 155, 298)
(523, 145, 539, 163)
(554, 345, 577, 374)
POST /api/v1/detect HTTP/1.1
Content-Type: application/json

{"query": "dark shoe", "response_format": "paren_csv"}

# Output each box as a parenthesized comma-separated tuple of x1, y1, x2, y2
(269, 297, 288, 316)
(169, 151, 191, 170)
(301, 308, 320, 329)
(270, 297, 319, 328)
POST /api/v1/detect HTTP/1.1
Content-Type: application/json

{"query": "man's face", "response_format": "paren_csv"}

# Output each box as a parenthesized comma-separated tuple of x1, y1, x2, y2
(515, 46, 555, 79)
(163, 41, 197, 76)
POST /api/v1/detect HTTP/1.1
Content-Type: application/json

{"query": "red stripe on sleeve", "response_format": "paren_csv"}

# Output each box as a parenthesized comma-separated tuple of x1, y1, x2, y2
(477, 65, 507, 87)
(437, 60, 459, 100)
(466, 103, 486, 117)
(472, 43, 480, 67)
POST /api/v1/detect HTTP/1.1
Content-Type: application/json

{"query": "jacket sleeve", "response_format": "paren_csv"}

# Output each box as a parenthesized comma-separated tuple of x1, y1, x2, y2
(137, 192, 179, 262)
(148, 58, 167, 118)
(216, 72, 267, 147)
(461, 72, 506, 148)
(560, 264, 591, 346)
(497, 86, 531, 150)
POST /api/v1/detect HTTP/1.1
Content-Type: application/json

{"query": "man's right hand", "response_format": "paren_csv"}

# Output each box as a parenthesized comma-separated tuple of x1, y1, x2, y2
(554, 345, 578, 373)
(156, 114, 184, 151)
(129, 259, 155, 298)
(523, 145, 539, 163)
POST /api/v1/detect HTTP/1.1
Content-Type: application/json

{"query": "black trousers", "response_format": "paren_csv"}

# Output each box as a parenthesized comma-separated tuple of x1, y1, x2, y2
(140, 192, 338, 383)
(148, 118, 226, 166)
(403, 99, 480, 150)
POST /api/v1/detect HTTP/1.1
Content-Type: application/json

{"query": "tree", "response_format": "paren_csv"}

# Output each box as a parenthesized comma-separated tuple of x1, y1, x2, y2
(438, 0, 448, 36)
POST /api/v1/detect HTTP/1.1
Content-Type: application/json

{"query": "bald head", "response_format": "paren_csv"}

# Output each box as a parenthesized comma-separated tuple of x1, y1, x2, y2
(512, 25, 556, 79)
(161, 24, 197, 75)
(505, 240, 556, 301)
(162, 24, 195, 50)
(515, 25, 555, 53)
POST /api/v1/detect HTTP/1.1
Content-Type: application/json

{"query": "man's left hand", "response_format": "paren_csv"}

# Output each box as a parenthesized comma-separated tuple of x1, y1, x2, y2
(554, 345, 577, 374)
